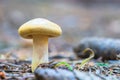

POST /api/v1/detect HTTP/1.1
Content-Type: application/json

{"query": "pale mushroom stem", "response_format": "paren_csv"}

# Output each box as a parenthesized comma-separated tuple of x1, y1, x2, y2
(32, 34, 48, 72)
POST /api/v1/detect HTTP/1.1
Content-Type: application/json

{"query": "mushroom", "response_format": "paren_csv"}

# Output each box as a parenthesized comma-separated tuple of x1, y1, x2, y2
(18, 18, 62, 72)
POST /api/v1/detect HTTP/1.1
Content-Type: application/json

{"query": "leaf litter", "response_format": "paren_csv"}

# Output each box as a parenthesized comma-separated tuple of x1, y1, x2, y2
(0, 39, 119, 80)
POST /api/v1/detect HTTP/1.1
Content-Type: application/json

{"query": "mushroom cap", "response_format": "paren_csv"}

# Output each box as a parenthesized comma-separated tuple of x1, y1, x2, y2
(18, 18, 62, 39)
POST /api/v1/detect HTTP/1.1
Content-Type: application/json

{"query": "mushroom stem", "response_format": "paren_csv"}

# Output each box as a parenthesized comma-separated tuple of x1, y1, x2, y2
(32, 35, 48, 72)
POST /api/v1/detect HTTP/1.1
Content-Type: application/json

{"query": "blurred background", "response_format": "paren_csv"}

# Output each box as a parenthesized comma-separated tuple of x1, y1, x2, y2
(0, 0, 120, 60)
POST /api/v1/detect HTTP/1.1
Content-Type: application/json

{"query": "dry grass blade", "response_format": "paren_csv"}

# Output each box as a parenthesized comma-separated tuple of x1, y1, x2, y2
(78, 48, 95, 68)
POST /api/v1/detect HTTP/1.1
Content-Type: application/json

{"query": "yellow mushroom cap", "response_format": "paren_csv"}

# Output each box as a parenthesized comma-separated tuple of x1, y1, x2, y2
(18, 18, 62, 39)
